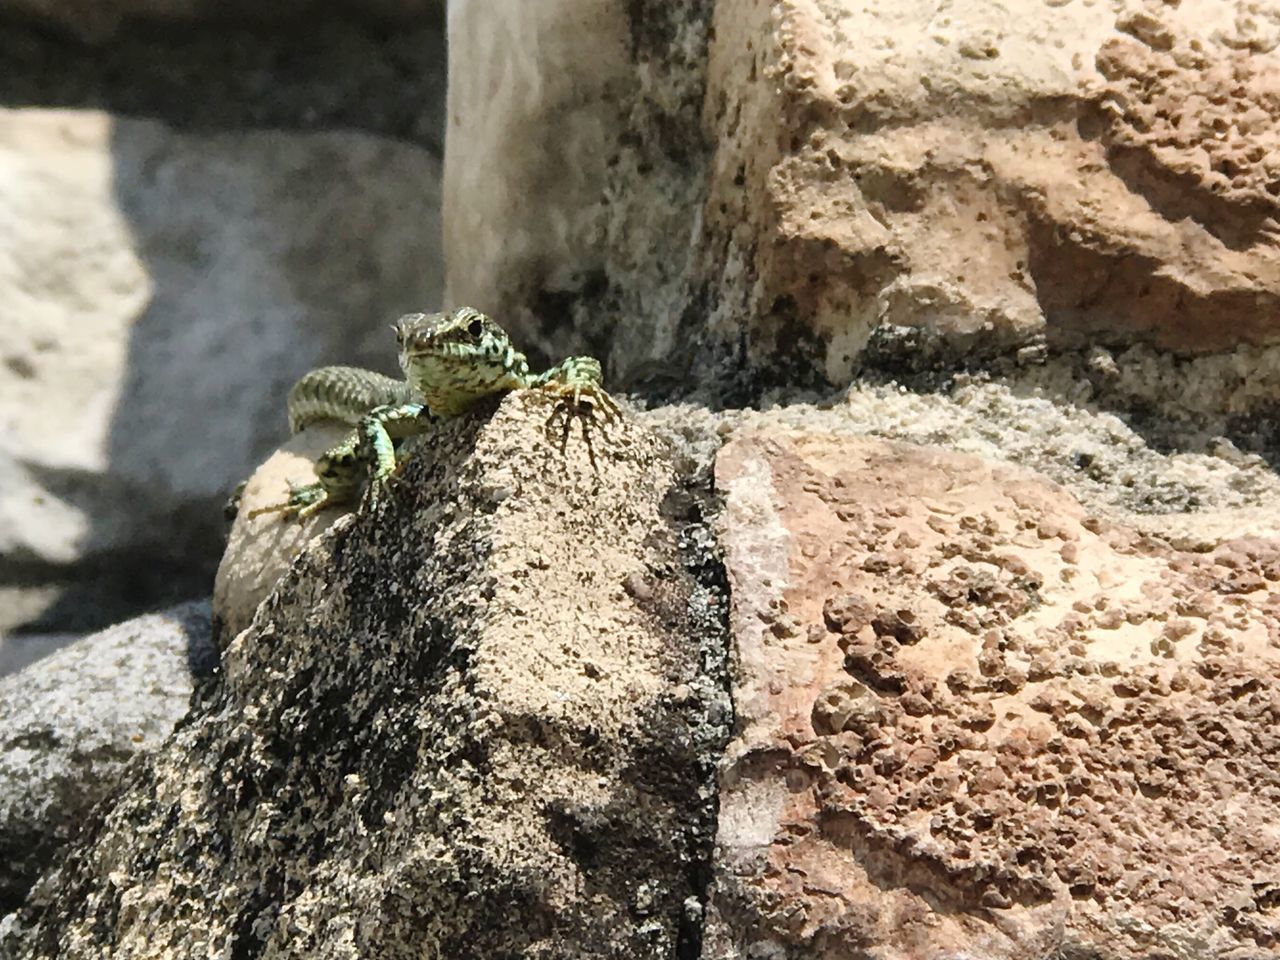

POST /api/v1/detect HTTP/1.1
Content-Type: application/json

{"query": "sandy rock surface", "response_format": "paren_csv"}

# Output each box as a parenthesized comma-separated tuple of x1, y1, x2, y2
(0, 601, 214, 914)
(1, 393, 730, 958)
(708, 430, 1280, 958)
(213, 422, 353, 647)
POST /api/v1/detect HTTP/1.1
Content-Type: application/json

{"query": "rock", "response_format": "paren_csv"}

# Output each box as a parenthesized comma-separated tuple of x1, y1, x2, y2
(0, 600, 215, 914)
(445, 0, 1280, 393)
(0, 0, 442, 44)
(0, 108, 442, 635)
(708, 429, 1280, 958)
(213, 421, 353, 648)
(1, 393, 730, 957)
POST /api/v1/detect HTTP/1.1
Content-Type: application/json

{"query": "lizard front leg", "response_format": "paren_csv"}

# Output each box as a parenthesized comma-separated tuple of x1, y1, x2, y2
(530, 356, 620, 419)
(250, 402, 431, 520)
(357, 401, 432, 509)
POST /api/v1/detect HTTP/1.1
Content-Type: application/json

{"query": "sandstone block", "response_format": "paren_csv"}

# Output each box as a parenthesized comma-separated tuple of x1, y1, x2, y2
(709, 430, 1280, 958)
(446, 0, 1280, 391)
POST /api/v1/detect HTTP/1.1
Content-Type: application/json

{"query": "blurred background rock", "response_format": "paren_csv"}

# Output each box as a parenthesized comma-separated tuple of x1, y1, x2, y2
(0, 0, 446, 662)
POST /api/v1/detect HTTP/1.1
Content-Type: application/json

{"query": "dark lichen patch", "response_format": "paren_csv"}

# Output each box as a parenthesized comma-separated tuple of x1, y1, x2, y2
(2, 392, 725, 958)
(623, 0, 715, 168)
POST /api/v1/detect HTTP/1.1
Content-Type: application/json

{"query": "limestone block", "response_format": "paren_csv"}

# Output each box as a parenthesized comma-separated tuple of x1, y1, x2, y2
(212, 422, 351, 647)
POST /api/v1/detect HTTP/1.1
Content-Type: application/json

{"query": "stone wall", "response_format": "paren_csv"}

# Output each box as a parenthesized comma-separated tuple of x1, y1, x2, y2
(4, 0, 1280, 956)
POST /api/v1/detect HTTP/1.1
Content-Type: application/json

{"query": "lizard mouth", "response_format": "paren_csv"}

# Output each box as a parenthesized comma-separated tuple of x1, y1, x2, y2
(403, 342, 461, 359)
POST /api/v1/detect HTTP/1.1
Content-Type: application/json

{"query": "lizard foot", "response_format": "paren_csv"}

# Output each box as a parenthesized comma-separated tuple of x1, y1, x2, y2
(535, 379, 621, 422)
(246, 481, 333, 521)
(358, 471, 402, 514)
(545, 400, 601, 472)
(223, 480, 248, 523)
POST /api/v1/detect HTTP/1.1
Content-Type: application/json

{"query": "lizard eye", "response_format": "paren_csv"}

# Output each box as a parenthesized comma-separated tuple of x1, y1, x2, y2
(467, 318, 484, 338)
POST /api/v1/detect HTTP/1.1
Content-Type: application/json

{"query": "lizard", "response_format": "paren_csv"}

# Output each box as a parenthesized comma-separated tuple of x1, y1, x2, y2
(248, 306, 619, 520)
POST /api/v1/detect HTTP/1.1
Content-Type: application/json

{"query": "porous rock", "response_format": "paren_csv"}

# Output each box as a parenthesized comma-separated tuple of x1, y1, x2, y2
(1, 392, 728, 958)
(0, 601, 215, 914)
(708, 430, 1280, 958)
(446, 0, 1280, 393)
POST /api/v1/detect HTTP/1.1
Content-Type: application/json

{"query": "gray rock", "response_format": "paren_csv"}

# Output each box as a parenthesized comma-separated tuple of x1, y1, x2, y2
(0, 108, 442, 635)
(0, 633, 81, 680)
(1, 395, 730, 957)
(0, 600, 215, 914)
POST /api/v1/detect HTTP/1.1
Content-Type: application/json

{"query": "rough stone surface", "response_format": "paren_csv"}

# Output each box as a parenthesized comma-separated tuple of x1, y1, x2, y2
(707, 430, 1280, 958)
(445, 0, 1280, 397)
(0, 601, 215, 914)
(0, 0, 441, 44)
(0, 108, 442, 635)
(651, 369, 1280, 540)
(1, 393, 730, 958)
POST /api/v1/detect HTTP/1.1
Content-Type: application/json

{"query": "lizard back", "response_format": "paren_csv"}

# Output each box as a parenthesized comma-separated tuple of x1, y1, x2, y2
(287, 366, 416, 433)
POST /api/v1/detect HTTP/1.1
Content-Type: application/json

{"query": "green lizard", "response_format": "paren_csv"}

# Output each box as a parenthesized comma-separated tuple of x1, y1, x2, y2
(249, 306, 618, 519)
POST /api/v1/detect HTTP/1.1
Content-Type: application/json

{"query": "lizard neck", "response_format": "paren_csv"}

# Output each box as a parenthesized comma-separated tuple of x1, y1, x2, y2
(408, 347, 532, 418)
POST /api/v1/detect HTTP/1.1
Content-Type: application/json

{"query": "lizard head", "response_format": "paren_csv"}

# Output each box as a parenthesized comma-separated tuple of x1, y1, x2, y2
(393, 307, 529, 416)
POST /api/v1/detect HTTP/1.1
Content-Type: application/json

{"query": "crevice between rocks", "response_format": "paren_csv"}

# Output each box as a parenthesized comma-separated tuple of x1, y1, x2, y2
(661, 447, 735, 960)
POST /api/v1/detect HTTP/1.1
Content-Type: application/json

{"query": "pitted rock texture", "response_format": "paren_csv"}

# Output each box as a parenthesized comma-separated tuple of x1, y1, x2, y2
(0, 601, 215, 914)
(1096, 11, 1280, 247)
(708, 431, 1280, 959)
(446, 0, 1280, 395)
(1, 393, 728, 958)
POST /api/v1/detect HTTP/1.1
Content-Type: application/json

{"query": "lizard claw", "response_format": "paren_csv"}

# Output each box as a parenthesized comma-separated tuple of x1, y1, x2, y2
(359, 472, 400, 513)
(247, 480, 331, 521)
(223, 481, 248, 522)
(536, 381, 621, 422)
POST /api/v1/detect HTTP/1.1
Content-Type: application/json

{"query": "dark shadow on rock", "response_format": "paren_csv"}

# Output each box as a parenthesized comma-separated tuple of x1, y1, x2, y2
(0, 15, 448, 152)
(7, 462, 226, 640)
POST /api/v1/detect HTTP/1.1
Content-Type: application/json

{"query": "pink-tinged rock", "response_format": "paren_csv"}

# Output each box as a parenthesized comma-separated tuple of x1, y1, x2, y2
(710, 430, 1280, 958)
